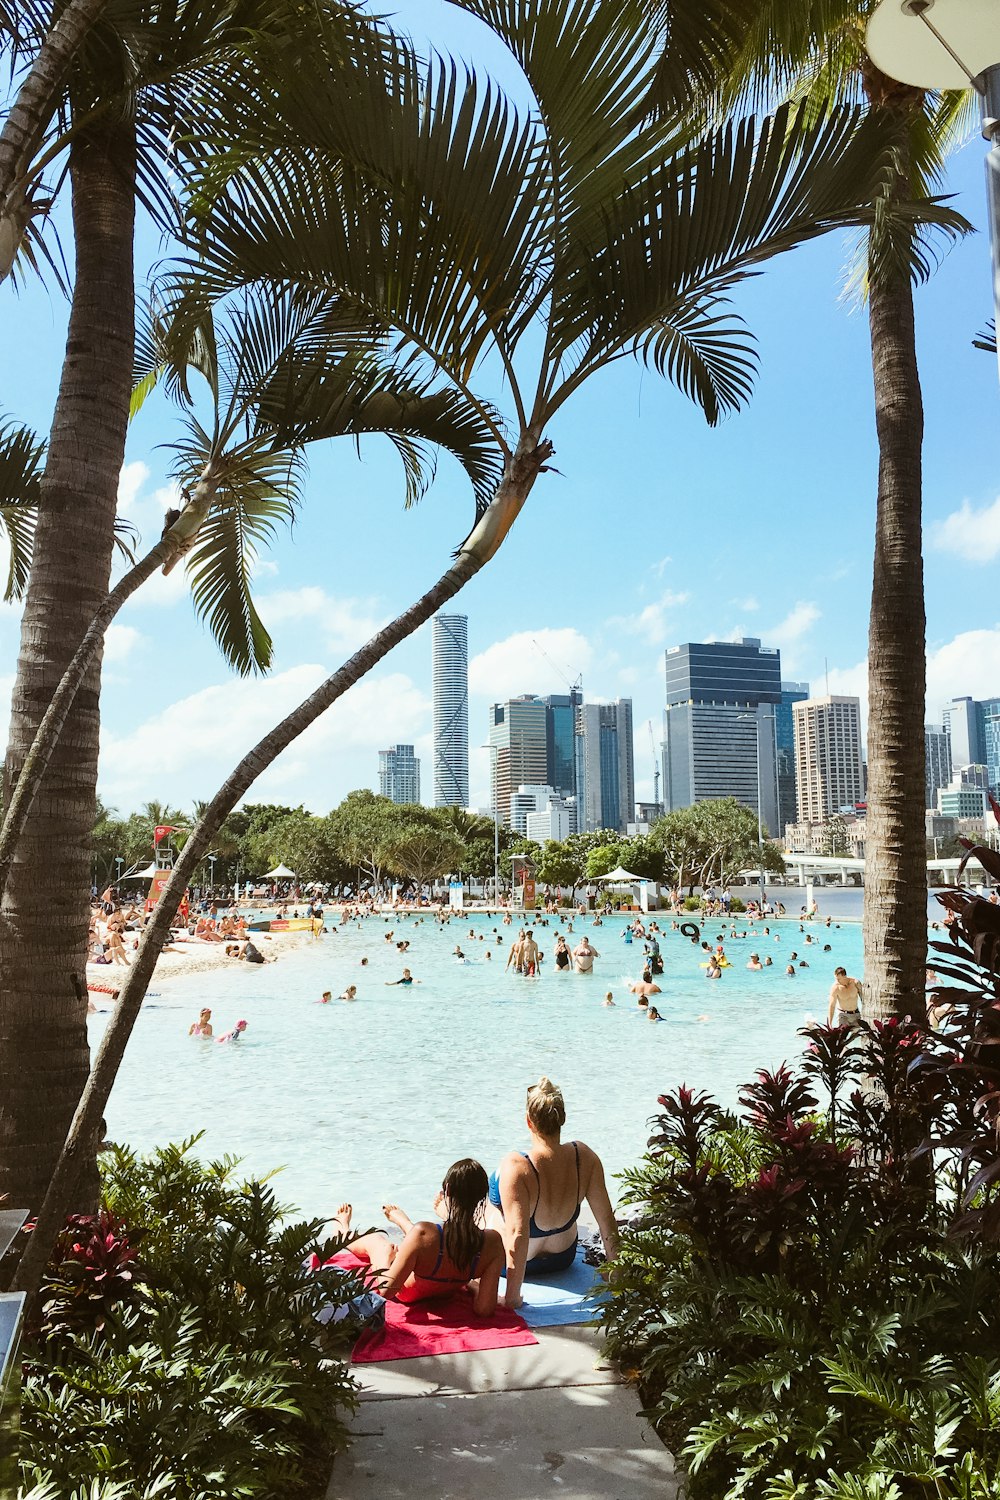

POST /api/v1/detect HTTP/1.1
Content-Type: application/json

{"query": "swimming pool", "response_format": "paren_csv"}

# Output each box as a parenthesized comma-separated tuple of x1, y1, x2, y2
(94, 912, 866, 1228)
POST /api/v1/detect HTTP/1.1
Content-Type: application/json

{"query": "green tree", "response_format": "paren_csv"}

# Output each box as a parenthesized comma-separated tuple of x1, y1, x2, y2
(383, 825, 465, 890)
(535, 839, 585, 897)
(645, 2, 971, 1016)
(649, 799, 785, 891)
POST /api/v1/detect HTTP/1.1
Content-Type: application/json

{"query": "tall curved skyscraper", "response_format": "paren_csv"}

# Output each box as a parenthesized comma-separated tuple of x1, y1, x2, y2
(433, 614, 469, 807)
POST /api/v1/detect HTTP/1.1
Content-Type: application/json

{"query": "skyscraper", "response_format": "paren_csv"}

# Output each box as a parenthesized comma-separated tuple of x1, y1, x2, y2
(793, 696, 865, 822)
(574, 699, 635, 833)
(432, 614, 468, 807)
(489, 696, 548, 826)
(378, 744, 421, 804)
(542, 689, 582, 799)
(924, 725, 952, 810)
(942, 695, 1000, 793)
(776, 681, 810, 835)
(662, 638, 781, 835)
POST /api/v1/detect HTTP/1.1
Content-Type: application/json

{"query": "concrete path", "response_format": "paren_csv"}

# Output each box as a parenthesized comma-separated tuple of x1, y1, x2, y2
(327, 1324, 680, 1499)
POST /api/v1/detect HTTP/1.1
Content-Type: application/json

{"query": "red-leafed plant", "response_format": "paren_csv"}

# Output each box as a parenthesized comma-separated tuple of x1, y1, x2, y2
(37, 1209, 145, 1341)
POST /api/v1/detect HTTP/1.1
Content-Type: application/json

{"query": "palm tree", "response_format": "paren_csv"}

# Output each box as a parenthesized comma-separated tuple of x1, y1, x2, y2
(11, 0, 936, 1293)
(643, 0, 972, 1020)
(0, 0, 409, 1211)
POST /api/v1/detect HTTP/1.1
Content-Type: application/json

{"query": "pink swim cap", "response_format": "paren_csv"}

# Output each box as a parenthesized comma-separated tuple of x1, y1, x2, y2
(237, 1019, 248, 1029)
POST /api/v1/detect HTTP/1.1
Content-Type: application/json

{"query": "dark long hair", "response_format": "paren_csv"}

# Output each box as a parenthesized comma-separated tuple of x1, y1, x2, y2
(441, 1158, 487, 1272)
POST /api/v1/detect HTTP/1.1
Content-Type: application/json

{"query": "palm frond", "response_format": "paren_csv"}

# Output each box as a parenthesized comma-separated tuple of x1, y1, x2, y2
(171, 426, 302, 674)
(641, 297, 757, 425)
(546, 100, 970, 409)
(255, 337, 504, 514)
(0, 414, 43, 599)
(973, 320, 996, 356)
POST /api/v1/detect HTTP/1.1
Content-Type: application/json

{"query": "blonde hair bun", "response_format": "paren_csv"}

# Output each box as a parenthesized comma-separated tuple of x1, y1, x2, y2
(527, 1076, 566, 1134)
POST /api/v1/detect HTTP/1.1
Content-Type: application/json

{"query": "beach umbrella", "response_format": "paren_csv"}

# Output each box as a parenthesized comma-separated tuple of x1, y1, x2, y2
(126, 863, 159, 880)
(263, 863, 296, 878)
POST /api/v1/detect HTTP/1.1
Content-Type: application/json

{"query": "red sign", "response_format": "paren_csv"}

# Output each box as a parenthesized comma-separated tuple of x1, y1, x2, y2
(153, 825, 174, 846)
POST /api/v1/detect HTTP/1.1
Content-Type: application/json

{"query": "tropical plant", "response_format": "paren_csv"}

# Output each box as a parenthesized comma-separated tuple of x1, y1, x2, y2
(645, 0, 974, 1021)
(648, 797, 786, 890)
(11, 0, 942, 1291)
(21, 1138, 359, 1497)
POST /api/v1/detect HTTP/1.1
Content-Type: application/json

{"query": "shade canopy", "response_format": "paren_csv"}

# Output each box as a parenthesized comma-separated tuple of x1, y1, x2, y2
(867, 0, 999, 89)
(263, 863, 296, 879)
(127, 862, 159, 879)
(597, 866, 641, 882)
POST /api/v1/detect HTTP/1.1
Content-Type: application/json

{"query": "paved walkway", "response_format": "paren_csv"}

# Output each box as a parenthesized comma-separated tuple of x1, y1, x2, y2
(327, 1323, 680, 1499)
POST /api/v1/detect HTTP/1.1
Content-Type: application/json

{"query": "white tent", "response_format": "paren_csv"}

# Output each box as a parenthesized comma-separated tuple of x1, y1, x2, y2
(597, 866, 641, 883)
(125, 862, 159, 880)
(264, 863, 296, 879)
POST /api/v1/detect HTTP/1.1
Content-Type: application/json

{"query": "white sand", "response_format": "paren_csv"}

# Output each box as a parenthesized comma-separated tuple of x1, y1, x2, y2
(86, 927, 318, 993)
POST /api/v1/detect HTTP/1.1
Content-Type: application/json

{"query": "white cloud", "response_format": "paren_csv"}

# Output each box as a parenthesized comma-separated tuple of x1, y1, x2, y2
(769, 601, 821, 646)
(104, 624, 143, 663)
(733, 596, 759, 612)
(468, 628, 593, 701)
(260, 587, 387, 658)
(823, 624, 1000, 739)
(607, 591, 690, 647)
(99, 666, 430, 812)
(649, 555, 673, 579)
(930, 496, 1000, 564)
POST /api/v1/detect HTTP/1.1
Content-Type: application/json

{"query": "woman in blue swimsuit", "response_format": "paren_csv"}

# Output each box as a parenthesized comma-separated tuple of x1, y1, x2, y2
(487, 1076, 620, 1310)
(331, 1159, 504, 1314)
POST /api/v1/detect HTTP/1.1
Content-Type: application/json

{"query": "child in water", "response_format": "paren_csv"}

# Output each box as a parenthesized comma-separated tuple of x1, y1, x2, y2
(603, 991, 615, 1007)
(217, 1019, 248, 1043)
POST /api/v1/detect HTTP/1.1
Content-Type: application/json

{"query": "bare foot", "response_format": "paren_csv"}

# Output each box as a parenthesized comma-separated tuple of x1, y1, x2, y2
(331, 1203, 352, 1234)
(432, 1189, 447, 1218)
(382, 1203, 413, 1233)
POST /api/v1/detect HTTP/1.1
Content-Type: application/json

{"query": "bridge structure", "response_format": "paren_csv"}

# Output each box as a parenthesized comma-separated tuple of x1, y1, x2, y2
(740, 852, 992, 887)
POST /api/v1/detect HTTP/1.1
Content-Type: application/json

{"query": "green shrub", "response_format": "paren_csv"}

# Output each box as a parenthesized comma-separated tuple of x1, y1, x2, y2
(603, 1000, 1000, 1497)
(728, 896, 745, 912)
(21, 1139, 359, 1499)
(683, 896, 702, 911)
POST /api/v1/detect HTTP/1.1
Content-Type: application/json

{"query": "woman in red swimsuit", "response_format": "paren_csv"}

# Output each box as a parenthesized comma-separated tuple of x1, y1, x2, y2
(331, 1159, 505, 1315)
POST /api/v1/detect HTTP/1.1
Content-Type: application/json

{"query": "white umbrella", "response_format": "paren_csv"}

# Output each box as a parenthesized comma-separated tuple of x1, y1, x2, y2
(264, 863, 296, 878)
(597, 866, 641, 883)
(127, 862, 159, 879)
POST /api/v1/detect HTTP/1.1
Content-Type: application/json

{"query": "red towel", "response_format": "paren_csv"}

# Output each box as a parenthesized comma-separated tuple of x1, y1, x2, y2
(322, 1250, 538, 1364)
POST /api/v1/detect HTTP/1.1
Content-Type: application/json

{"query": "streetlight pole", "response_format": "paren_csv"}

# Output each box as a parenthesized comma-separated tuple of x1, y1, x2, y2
(114, 855, 123, 886)
(481, 742, 500, 908)
(738, 711, 776, 913)
(208, 852, 217, 894)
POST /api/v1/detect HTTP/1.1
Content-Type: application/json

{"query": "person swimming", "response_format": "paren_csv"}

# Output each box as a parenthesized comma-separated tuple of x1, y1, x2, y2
(647, 1006, 662, 1021)
(189, 1007, 213, 1037)
(340, 985, 358, 1001)
(217, 1019, 248, 1042)
(385, 968, 418, 986)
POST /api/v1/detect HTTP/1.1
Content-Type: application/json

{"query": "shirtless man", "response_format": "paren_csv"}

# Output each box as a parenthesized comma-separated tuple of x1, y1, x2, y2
(628, 971, 661, 1001)
(828, 967, 863, 1027)
(505, 931, 525, 973)
(521, 931, 540, 977)
(573, 936, 599, 973)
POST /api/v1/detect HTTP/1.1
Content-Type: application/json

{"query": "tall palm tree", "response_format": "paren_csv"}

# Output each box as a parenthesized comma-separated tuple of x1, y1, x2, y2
(12, 0, 942, 1293)
(643, 0, 972, 1020)
(0, 0, 409, 1211)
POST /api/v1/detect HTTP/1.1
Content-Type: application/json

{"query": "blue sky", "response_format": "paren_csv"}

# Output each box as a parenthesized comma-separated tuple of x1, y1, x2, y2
(3, 0, 1000, 817)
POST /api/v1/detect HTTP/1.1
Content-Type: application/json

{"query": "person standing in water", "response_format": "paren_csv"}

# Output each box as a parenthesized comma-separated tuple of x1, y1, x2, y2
(828, 967, 863, 1027)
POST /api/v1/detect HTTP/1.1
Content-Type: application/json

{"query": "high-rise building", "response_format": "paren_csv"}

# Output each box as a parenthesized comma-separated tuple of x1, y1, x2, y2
(489, 696, 548, 826)
(542, 690, 582, 799)
(432, 614, 469, 807)
(378, 744, 421, 804)
(925, 725, 952, 810)
(662, 638, 781, 835)
(941, 696, 1000, 791)
(776, 681, 809, 835)
(574, 699, 635, 833)
(793, 696, 865, 822)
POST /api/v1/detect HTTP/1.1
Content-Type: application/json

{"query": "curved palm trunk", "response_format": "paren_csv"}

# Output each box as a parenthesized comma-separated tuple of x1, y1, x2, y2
(0, 0, 110, 279)
(862, 135, 927, 1022)
(0, 114, 135, 1210)
(12, 435, 551, 1300)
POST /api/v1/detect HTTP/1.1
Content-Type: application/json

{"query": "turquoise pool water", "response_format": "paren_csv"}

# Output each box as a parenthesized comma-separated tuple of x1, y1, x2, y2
(93, 912, 866, 1227)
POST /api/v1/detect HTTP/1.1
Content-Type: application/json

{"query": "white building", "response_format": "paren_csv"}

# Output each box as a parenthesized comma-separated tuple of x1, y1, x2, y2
(378, 744, 421, 804)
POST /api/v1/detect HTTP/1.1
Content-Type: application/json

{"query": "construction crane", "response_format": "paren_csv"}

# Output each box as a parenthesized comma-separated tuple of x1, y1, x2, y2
(531, 637, 582, 699)
(648, 721, 661, 810)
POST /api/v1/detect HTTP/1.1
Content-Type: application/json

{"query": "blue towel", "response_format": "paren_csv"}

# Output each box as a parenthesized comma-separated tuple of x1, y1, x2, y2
(501, 1248, 609, 1328)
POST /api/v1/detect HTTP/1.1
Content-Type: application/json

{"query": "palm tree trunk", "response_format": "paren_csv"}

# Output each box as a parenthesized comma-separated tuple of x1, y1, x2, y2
(0, 113, 135, 1212)
(0, 0, 109, 279)
(12, 434, 552, 1300)
(0, 473, 218, 906)
(862, 171, 927, 1023)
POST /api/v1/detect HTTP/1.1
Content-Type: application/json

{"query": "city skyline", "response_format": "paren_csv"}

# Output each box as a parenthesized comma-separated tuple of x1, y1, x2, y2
(6, 0, 995, 824)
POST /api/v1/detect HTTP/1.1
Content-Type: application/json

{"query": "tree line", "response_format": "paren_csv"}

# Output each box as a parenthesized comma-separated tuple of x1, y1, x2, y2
(94, 792, 787, 897)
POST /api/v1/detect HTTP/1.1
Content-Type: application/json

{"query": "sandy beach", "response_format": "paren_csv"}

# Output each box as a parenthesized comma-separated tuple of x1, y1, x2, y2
(87, 925, 318, 993)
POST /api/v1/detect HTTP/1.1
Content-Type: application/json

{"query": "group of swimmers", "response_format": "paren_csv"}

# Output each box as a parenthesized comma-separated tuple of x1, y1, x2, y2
(188, 1007, 248, 1043)
(330, 1076, 618, 1316)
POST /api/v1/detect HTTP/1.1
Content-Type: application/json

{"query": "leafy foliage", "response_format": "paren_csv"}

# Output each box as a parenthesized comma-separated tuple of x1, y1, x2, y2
(604, 891, 1000, 1495)
(21, 1140, 359, 1499)
(0, 412, 43, 599)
